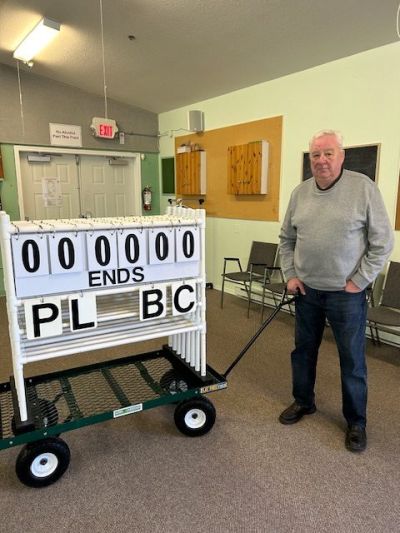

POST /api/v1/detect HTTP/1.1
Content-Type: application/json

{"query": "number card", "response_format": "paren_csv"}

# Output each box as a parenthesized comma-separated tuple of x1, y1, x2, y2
(86, 231, 118, 271)
(139, 284, 167, 321)
(68, 293, 97, 332)
(171, 281, 197, 315)
(12, 234, 50, 278)
(24, 296, 62, 339)
(175, 227, 200, 262)
(148, 228, 175, 265)
(117, 229, 147, 268)
(8, 214, 203, 298)
(48, 232, 85, 274)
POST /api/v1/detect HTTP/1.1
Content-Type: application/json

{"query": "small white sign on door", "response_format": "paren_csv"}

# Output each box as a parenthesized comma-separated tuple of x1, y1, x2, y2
(42, 176, 63, 207)
(49, 123, 82, 147)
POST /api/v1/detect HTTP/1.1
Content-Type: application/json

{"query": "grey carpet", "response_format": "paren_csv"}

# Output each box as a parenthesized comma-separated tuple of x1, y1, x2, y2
(0, 290, 400, 533)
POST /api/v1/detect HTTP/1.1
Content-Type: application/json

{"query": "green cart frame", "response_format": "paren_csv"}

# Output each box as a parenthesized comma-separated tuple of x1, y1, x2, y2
(0, 346, 227, 488)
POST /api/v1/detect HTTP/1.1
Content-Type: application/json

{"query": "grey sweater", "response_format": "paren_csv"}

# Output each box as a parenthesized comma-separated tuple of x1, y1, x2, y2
(279, 169, 394, 291)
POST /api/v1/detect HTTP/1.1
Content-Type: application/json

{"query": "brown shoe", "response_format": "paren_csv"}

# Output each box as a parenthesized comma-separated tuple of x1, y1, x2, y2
(279, 401, 317, 425)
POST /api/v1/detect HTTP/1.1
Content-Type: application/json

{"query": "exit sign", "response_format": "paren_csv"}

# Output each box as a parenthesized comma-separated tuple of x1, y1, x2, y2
(90, 117, 118, 139)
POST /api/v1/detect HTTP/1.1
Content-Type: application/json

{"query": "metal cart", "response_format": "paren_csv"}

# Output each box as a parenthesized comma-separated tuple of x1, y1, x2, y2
(0, 345, 227, 487)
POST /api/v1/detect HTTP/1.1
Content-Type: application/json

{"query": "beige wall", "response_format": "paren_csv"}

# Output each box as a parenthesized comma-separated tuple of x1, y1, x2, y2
(159, 42, 400, 288)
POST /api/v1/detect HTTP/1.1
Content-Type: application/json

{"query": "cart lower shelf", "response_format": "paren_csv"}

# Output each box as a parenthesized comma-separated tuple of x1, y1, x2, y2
(0, 347, 227, 487)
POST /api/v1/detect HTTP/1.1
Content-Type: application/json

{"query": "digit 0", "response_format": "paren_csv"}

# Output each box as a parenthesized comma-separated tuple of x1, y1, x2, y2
(95, 236, 111, 266)
(182, 231, 194, 258)
(21, 239, 40, 273)
(58, 238, 75, 269)
(124, 234, 140, 264)
(155, 232, 169, 261)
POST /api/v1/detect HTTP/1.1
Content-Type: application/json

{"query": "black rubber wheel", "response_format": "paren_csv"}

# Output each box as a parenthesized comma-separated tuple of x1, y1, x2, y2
(15, 437, 70, 488)
(174, 396, 216, 437)
(160, 369, 189, 395)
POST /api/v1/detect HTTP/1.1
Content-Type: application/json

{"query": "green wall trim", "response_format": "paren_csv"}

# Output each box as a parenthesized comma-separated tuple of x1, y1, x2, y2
(0, 144, 20, 295)
(140, 153, 160, 216)
(0, 144, 20, 220)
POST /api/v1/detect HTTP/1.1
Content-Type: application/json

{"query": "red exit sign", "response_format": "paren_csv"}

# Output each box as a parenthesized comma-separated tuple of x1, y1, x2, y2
(99, 124, 114, 138)
(91, 117, 118, 139)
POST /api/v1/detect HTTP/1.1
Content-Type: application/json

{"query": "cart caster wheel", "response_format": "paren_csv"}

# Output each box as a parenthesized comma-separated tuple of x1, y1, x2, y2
(15, 437, 70, 488)
(160, 369, 189, 395)
(174, 396, 216, 437)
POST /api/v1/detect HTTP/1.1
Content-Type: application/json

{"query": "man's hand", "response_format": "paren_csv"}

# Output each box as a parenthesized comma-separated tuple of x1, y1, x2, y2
(287, 277, 306, 295)
(344, 280, 362, 293)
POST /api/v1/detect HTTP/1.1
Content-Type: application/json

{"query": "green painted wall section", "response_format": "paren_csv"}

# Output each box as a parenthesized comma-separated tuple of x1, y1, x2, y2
(0, 144, 20, 294)
(140, 153, 161, 216)
(0, 144, 20, 220)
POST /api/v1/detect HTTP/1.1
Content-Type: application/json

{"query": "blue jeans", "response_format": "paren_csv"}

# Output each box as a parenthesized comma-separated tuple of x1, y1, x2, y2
(292, 285, 368, 428)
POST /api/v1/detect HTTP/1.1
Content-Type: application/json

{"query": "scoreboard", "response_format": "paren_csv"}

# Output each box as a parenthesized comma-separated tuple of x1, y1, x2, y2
(11, 220, 201, 298)
(0, 207, 207, 421)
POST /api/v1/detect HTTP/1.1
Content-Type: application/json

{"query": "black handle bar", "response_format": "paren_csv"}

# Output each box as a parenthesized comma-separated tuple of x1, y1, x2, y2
(222, 290, 297, 379)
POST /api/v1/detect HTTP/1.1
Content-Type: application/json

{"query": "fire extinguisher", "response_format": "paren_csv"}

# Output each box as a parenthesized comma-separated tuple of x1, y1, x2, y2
(142, 185, 152, 211)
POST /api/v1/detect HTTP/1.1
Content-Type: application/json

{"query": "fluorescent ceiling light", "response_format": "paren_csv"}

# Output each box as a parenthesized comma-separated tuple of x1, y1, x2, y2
(13, 17, 60, 62)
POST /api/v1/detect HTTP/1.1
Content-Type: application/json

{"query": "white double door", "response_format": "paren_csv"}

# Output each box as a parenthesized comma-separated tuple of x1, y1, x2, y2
(18, 150, 140, 220)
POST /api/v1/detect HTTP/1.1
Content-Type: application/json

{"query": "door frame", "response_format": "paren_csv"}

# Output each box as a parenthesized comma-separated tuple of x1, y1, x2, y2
(14, 145, 142, 220)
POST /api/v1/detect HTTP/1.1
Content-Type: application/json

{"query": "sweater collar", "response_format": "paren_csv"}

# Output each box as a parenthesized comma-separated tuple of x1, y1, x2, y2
(315, 166, 344, 191)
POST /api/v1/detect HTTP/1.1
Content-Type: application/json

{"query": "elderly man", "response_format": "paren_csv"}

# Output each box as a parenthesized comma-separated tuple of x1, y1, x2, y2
(278, 130, 394, 452)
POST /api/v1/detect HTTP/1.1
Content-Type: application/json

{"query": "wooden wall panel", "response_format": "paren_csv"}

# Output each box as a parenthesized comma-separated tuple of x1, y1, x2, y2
(176, 151, 204, 195)
(227, 140, 267, 195)
(175, 116, 282, 221)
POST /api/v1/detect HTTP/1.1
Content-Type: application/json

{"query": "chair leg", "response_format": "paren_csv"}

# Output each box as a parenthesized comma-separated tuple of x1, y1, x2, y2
(369, 324, 376, 345)
(220, 277, 225, 308)
(247, 280, 252, 318)
(271, 291, 279, 308)
(375, 325, 381, 346)
(260, 287, 267, 322)
(243, 281, 250, 300)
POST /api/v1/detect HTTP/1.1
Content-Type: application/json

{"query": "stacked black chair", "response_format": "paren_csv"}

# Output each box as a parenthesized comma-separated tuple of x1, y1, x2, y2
(220, 241, 281, 317)
(367, 261, 400, 345)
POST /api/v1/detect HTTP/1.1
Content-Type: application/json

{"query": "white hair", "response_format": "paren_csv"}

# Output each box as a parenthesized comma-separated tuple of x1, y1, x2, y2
(309, 130, 344, 151)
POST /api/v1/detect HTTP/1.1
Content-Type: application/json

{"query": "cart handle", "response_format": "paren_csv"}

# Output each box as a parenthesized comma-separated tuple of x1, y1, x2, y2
(222, 289, 297, 379)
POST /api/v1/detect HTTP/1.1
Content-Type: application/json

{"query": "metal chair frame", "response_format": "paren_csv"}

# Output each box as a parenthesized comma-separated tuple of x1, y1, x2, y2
(367, 261, 400, 345)
(249, 267, 288, 320)
(220, 241, 279, 317)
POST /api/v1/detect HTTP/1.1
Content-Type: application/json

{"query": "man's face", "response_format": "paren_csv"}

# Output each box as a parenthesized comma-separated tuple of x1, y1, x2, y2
(309, 135, 345, 186)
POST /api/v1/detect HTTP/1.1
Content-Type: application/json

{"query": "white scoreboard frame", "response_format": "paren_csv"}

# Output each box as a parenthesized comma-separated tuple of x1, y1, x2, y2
(0, 207, 207, 421)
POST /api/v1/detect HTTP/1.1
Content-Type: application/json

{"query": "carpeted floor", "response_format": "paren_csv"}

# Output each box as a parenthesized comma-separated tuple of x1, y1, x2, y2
(0, 290, 400, 532)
